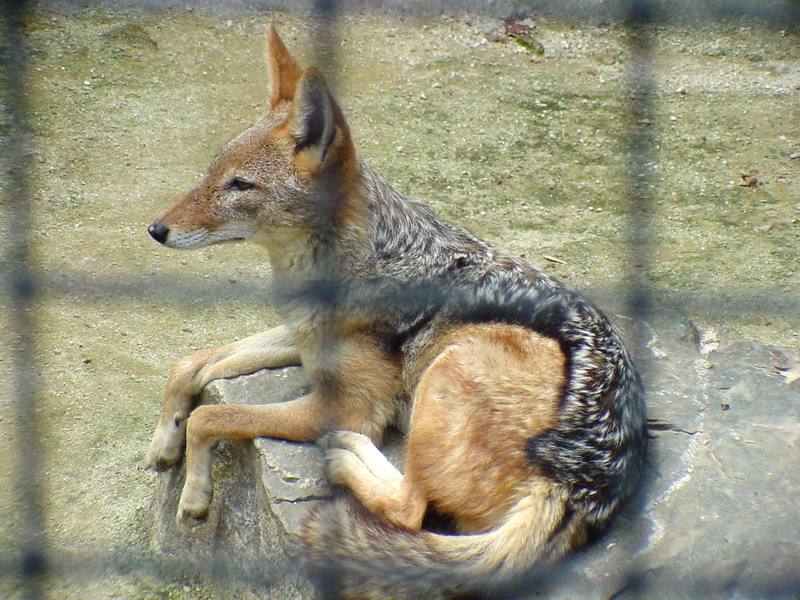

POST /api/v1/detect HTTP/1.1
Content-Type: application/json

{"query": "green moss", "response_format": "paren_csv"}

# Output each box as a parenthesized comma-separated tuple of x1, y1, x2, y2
(514, 34, 545, 56)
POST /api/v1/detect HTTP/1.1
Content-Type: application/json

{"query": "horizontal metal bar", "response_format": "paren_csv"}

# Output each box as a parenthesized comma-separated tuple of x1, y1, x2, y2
(17, 270, 799, 319)
(0, 546, 797, 598)
(38, 0, 800, 26)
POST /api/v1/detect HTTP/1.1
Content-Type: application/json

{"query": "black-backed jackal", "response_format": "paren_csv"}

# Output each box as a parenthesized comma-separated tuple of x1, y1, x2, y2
(145, 26, 647, 599)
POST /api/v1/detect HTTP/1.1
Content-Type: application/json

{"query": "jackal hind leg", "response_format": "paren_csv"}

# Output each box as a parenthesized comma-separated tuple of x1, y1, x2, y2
(322, 431, 427, 531)
(320, 430, 402, 486)
(144, 325, 300, 472)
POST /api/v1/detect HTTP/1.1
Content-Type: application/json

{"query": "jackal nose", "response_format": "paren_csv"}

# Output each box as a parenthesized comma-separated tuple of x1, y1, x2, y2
(148, 222, 169, 244)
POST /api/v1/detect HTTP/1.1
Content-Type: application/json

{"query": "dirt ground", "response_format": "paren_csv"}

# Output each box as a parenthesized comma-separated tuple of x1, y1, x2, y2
(1, 4, 798, 599)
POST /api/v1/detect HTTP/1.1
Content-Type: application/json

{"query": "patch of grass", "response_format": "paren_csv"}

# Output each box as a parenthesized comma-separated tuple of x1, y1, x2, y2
(515, 97, 565, 113)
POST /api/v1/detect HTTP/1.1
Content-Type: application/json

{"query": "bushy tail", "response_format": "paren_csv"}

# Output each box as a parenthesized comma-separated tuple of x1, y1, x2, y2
(301, 480, 582, 599)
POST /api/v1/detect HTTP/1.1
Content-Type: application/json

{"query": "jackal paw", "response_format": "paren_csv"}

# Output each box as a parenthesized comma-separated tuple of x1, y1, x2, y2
(322, 447, 365, 487)
(319, 432, 364, 486)
(176, 478, 213, 524)
(320, 432, 369, 485)
(318, 430, 373, 453)
(143, 419, 186, 472)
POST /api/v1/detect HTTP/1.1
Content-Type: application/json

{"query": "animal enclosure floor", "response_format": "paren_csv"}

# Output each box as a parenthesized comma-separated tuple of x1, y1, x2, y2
(0, 5, 798, 599)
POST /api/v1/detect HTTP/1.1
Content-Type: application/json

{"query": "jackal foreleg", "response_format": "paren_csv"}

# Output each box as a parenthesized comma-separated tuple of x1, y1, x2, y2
(175, 333, 403, 523)
(144, 324, 300, 471)
(177, 392, 327, 521)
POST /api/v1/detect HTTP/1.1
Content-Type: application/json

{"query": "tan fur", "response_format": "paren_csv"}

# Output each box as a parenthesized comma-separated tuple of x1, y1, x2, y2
(406, 324, 564, 533)
(145, 26, 603, 595)
(323, 323, 565, 538)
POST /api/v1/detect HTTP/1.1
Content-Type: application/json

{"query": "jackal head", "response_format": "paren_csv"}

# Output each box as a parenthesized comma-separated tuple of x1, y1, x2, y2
(148, 25, 358, 253)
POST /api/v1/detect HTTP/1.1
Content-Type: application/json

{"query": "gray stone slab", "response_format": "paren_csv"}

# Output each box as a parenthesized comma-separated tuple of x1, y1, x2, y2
(149, 367, 318, 598)
(206, 367, 411, 541)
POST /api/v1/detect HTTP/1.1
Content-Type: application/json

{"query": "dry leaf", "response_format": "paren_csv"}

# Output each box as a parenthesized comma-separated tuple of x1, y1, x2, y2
(503, 17, 535, 37)
(505, 22, 533, 36)
(738, 173, 762, 187)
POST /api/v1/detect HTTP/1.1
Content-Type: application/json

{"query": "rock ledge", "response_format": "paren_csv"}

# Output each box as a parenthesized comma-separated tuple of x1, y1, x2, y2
(151, 311, 800, 598)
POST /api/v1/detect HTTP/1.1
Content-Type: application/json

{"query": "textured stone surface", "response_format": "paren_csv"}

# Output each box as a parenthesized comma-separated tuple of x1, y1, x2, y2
(209, 367, 323, 540)
(151, 311, 800, 598)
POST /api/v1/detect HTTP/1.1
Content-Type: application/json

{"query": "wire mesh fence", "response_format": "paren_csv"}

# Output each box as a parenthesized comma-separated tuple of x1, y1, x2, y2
(2, 0, 799, 598)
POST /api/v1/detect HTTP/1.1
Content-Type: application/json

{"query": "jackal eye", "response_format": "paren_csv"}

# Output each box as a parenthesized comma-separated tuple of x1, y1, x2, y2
(228, 177, 255, 192)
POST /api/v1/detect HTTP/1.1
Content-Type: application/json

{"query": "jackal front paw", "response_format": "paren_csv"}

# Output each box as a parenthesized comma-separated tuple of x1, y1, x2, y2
(176, 476, 213, 524)
(143, 418, 187, 472)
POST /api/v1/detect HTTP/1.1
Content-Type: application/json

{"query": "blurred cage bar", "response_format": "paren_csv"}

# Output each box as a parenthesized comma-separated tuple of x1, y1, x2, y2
(2, 0, 799, 598)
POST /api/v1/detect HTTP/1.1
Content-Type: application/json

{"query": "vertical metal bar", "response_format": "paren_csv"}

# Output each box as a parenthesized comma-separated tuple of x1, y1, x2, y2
(312, 0, 339, 64)
(617, 2, 657, 594)
(306, 1, 343, 594)
(622, 0, 657, 352)
(2, 0, 46, 598)
(612, 6, 658, 593)
(311, 0, 341, 235)
(308, 0, 342, 427)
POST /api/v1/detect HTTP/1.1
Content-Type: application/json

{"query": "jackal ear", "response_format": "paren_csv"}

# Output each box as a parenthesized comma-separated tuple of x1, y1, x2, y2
(291, 68, 339, 163)
(266, 24, 302, 107)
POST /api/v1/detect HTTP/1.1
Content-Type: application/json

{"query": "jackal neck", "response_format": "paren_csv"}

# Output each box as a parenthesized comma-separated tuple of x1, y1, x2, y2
(257, 227, 317, 282)
(257, 166, 373, 286)
(263, 158, 494, 293)
(358, 161, 493, 282)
